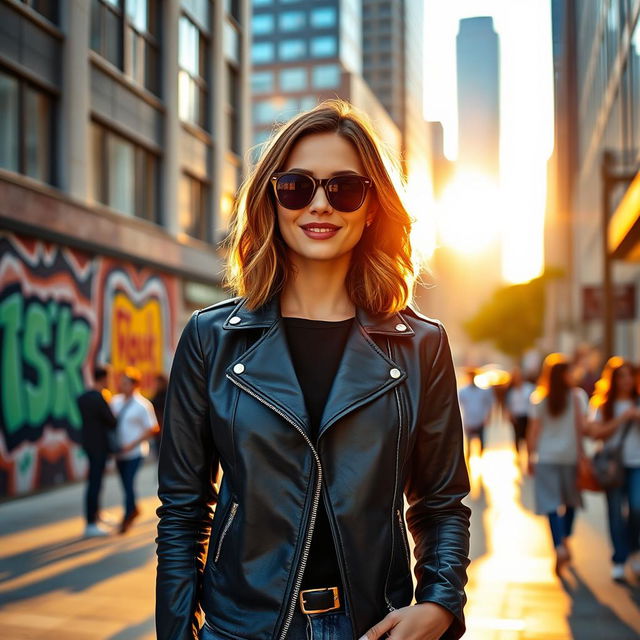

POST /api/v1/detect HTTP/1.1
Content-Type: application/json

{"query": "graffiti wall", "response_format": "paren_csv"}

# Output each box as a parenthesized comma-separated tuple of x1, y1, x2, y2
(0, 231, 179, 498)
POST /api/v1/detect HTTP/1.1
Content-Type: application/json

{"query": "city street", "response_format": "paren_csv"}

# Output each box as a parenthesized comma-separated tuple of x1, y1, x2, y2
(1, 417, 640, 640)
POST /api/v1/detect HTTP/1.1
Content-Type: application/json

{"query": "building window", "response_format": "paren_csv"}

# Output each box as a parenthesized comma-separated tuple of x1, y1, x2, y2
(179, 173, 208, 240)
(179, 14, 209, 128)
(224, 20, 240, 64)
(300, 96, 317, 111)
(91, 122, 157, 221)
(224, 0, 241, 22)
(253, 98, 298, 125)
(252, 13, 274, 34)
(252, 41, 275, 64)
(20, 0, 58, 23)
(252, 70, 274, 94)
(253, 0, 272, 5)
(310, 7, 336, 29)
(279, 39, 306, 60)
(310, 36, 336, 58)
(125, 0, 160, 93)
(0, 70, 54, 184)
(279, 11, 305, 31)
(91, 0, 159, 94)
(312, 64, 340, 88)
(181, 0, 210, 29)
(91, 0, 123, 68)
(280, 67, 307, 91)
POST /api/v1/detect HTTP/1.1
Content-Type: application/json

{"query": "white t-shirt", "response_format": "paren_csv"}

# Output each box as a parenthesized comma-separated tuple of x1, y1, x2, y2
(506, 382, 535, 416)
(458, 384, 494, 430)
(111, 391, 157, 461)
(590, 399, 640, 468)
(528, 388, 588, 464)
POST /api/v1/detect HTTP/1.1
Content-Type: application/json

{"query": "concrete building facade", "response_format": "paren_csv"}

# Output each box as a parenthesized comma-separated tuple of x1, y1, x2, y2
(0, 0, 251, 497)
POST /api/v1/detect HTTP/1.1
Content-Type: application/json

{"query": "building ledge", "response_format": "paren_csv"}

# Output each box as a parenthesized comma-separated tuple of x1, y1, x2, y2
(0, 171, 223, 283)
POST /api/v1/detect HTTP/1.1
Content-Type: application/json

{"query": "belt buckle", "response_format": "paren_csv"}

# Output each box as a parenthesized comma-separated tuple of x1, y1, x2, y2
(299, 587, 340, 614)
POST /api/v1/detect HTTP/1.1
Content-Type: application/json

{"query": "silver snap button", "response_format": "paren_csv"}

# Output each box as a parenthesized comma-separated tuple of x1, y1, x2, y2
(390, 368, 401, 379)
(395, 323, 407, 332)
(229, 316, 241, 325)
(233, 363, 245, 374)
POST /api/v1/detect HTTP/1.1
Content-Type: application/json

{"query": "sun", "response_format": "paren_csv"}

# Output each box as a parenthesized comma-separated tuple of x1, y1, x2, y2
(436, 170, 503, 254)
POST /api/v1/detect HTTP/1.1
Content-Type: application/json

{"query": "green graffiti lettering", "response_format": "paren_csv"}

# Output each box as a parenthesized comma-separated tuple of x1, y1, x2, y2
(52, 305, 89, 429)
(24, 303, 53, 425)
(0, 292, 27, 433)
(0, 290, 91, 435)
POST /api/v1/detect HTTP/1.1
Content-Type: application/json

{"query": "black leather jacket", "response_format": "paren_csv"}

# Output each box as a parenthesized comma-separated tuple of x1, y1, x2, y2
(155, 296, 471, 640)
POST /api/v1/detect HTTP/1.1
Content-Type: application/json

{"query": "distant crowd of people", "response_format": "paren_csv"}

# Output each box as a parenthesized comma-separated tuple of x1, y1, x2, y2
(457, 350, 640, 583)
(77, 366, 168, 538)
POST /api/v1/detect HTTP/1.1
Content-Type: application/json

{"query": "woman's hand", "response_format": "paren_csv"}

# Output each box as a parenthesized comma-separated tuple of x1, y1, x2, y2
(358, 602, 454, 640)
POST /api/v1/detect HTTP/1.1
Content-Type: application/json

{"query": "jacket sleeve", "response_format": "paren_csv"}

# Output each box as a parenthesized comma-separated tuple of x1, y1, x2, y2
(155, 311, 219, 640)
(404, 323, 471, 640)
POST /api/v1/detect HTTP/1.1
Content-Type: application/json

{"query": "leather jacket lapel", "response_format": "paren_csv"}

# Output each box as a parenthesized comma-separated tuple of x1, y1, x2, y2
(223, 297, 414, 438)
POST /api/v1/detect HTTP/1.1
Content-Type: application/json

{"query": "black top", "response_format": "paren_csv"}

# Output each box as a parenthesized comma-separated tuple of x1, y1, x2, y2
(77, 389, 117, 454)
(282, 316, 353, 591)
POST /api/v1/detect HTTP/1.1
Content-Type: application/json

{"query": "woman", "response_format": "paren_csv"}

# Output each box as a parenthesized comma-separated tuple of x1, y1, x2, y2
(155, 100, 471, 640)
(587, 357, 640, 582)
(527, 354, 587, 575)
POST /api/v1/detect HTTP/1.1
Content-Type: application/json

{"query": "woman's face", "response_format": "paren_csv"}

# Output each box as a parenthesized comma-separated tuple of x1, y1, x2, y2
(274, 132, 373, 264)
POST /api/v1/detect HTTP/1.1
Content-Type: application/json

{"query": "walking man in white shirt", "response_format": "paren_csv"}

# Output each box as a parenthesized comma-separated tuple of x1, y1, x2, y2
(110, 367, 159, 533)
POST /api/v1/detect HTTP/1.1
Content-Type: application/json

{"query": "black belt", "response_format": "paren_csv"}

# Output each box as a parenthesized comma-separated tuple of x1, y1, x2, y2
(299, 586, 341, 614)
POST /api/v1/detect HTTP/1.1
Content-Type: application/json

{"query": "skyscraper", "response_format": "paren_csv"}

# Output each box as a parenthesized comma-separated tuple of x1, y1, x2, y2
(250, 0, 400, 157)
(456, 16, 500, 176)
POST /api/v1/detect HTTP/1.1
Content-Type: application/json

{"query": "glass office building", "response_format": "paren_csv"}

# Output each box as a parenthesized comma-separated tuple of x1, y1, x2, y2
(547, 0, 640, 357)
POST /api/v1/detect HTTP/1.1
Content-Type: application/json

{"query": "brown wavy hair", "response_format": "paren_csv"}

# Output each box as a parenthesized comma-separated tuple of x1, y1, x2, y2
(591, 357, 638, 421)
(531, 353, 571, 417)
(224, 99, 415, 314)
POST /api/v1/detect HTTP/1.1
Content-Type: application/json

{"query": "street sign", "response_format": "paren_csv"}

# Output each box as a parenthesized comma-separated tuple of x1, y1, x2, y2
(582, 284, 636, 322)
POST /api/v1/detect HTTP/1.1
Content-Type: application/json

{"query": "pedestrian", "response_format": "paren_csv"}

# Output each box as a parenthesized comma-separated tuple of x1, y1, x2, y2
(505, 365, 535, 462)
(150, 373, 168, 459)
(458, 367, 494, 461)
(77, 366, 118, 537)
(111, 366, 159, 534)
(587, 357, 640, 582)
(155, 100, 471, 640)
(527, 353, 587, 575)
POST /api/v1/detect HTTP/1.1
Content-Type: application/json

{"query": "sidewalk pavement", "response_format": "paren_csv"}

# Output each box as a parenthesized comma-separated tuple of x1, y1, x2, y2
(0, 419, 639, 639)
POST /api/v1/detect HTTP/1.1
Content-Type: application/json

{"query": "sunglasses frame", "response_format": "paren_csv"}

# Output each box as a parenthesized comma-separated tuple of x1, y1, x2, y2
(270, 171, 373, 212)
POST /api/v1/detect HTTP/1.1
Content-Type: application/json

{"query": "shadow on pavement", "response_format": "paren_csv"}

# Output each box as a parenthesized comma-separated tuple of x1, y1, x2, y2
(561, 568, 640, 640)
(0, 523, 157, 607)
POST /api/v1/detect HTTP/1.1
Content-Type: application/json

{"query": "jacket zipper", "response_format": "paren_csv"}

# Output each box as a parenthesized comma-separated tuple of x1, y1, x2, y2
(397, 508, 411, 569)
(383, 339, 403, 613)
(214, 501, 238, 564)
(226, 374, 322, 640)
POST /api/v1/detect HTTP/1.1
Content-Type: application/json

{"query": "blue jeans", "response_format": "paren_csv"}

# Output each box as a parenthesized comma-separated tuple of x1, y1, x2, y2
(199, 610, 354, 640)
(115, 456, 142, 518)
(547, 506, 575, 548)
(84, 450, 108, 524)
(606, 466, 640, 564)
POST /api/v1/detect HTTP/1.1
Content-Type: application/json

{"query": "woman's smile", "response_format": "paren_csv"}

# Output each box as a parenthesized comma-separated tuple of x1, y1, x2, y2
(299, 222, 342, 239)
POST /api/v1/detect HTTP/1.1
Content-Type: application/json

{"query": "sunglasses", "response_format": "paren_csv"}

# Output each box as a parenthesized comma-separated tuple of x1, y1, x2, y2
(271, 171, 373, 212)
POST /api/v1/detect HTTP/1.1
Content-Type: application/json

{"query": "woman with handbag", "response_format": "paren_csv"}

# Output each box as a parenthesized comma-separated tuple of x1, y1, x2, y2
(527, 353, 587, 575)
(155, 100, 471, 640)
(587, 357, 640, 582)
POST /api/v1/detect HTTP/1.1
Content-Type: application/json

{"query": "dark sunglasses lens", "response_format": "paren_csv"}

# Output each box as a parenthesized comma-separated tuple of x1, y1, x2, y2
(328, 176, 366, 211)
(275, 174, 315, 209)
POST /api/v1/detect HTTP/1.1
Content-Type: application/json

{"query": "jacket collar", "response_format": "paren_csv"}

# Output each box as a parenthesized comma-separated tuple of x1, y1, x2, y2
(222, 296, 415, 338)
(224, 296, 412, 439)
